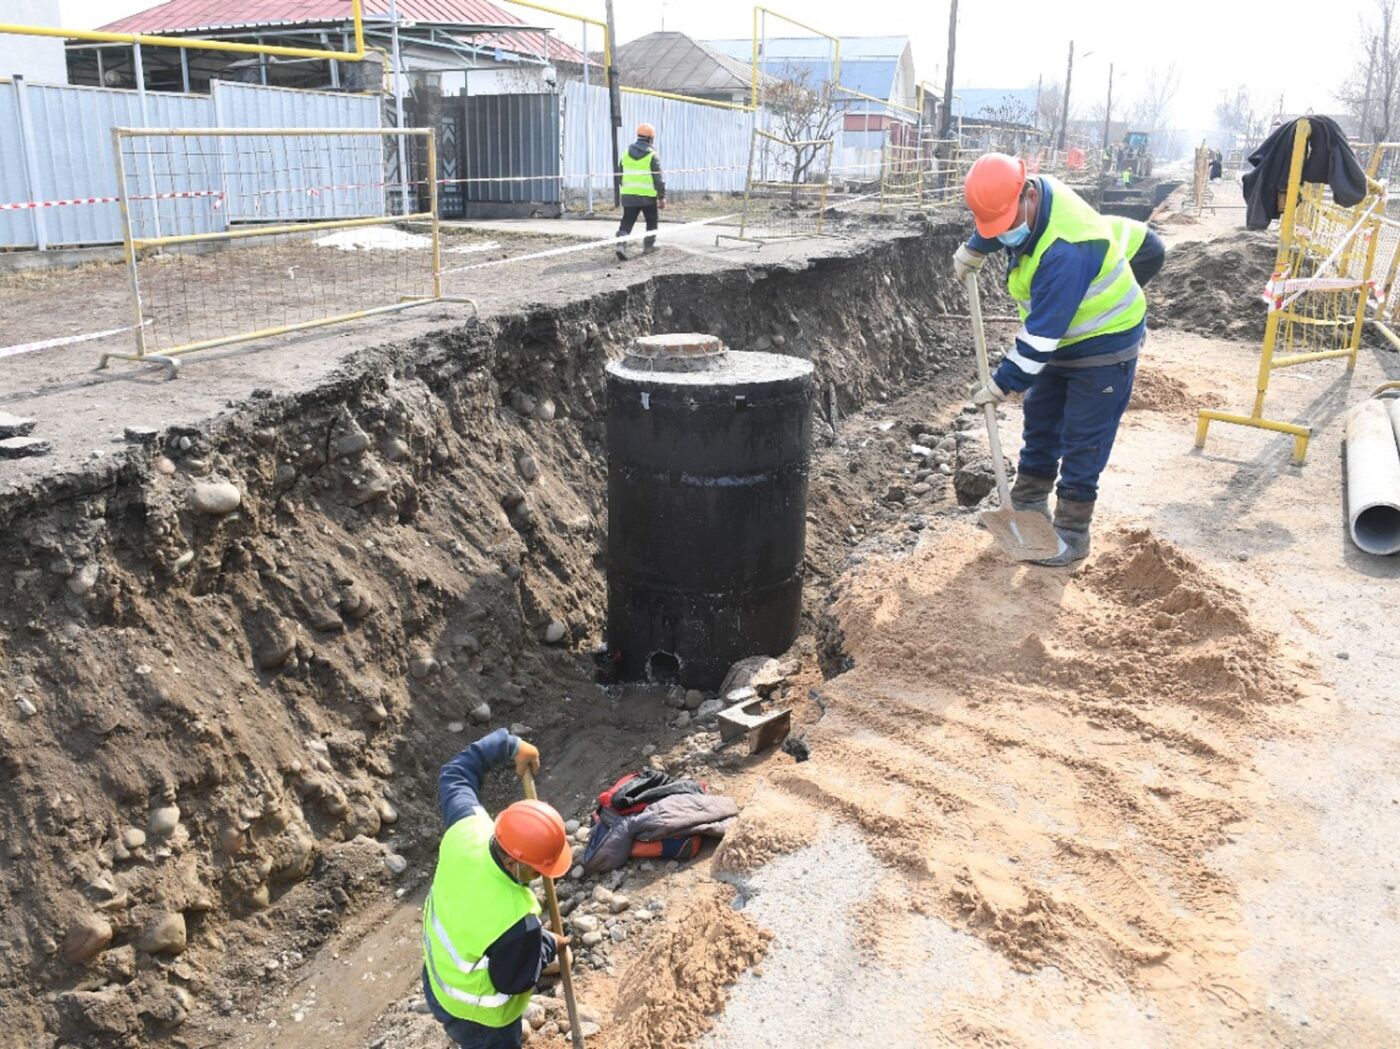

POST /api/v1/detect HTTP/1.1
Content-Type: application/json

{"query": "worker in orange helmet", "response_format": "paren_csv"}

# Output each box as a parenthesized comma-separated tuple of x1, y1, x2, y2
(421, 730, 572, 1047)
(614, 121, 666, 260)
(954, 153, 1149, 566)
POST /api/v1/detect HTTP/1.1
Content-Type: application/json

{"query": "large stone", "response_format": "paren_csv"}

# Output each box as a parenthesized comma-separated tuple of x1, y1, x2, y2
(189, 481, 241, 515)
(953, 457, 1003, 507)
(469, 702, 492, 724)
(0, 411, 37, 437)
(543, 621, 566, 644)
(62, 913, 113, 965)
(0, 436, 50, 458)
(67, 563, 100, 596)
(137, 911, 187, 955)
(148, 804, 181, 837)
(718, 656, 790, 698)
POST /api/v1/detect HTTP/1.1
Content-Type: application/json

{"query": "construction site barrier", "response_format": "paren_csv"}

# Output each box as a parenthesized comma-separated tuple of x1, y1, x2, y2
(715, 127, 835, 246)
(98, 126, 471, 378)
(1196, 118, 1384, 464)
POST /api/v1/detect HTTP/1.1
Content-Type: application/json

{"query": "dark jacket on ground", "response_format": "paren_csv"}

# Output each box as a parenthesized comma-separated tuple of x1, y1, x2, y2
(617, 138, 665, 206)
(423, 729, 556, 1033)
(1242, 116, 1366, 230)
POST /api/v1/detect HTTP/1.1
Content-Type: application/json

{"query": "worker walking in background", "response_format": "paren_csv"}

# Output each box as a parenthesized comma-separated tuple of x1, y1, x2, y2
(615, 121, 666, 261)
(952, 153, 1148, 567)
(422, 729, 572, 1048)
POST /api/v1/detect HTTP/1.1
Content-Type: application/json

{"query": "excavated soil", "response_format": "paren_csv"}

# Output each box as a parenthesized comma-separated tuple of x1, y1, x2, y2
(0, 217, 1011, 1048)
(1148, 233, 1276, 340)
(0, 207, 1324, 1048)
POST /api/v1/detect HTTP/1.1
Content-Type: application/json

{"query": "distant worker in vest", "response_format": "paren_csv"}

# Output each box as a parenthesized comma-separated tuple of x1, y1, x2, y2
(615, 121, 666, 261)
(953, 153, 1149, 566)
(422, 729, 572, 1048)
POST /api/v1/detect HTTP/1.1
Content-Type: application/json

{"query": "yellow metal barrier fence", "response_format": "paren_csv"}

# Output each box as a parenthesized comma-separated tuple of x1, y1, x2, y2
(715, 127, 834, 245)
(100, 126, 471, 378)
(1196, 118, 1383, 463)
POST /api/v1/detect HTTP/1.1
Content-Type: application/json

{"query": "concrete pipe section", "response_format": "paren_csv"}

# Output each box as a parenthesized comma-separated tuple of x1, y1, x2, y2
(605, 333, 814, 689)
(1346, 397, 1400, 555)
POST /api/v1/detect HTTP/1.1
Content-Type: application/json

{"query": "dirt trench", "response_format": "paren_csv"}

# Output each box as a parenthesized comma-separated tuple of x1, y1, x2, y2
(0, 218, 999, 1047)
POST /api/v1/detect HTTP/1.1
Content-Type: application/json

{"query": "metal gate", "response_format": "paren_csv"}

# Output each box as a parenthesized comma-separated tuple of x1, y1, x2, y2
(458, 93, 561, 219)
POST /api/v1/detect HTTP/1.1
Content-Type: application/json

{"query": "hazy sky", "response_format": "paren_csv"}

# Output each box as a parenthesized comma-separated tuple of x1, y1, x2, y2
(57, 0, 1371, 133)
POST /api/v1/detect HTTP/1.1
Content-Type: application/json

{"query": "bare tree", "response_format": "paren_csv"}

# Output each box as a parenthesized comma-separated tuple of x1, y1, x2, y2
(1037, 81, 1064, 142)
(976, 93, 1036, 127)
(1127, 64, 1180, 137)
(1214, 85, 1269, 151)
(765, 64, 844, 195)
(1338, 0, 1400, 140)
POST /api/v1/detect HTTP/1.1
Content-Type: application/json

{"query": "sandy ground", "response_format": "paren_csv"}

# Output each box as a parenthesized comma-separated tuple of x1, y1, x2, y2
(690, 298, 1400, 1042)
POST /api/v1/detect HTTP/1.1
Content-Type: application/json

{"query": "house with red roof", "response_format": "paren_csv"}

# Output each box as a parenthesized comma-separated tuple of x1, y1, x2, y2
(65, 0, 590, 96)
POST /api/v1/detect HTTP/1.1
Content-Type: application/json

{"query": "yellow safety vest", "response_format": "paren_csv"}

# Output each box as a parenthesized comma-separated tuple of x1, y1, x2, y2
(422, 813, 540, 1027)
(1105, 214, 1148, 261)
(1006, 176, 1146, 352)
(620, 149, 659, 198)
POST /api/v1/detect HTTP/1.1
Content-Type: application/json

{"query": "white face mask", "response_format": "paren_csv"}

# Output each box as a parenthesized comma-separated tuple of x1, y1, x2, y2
(997, 222, 1031, 247)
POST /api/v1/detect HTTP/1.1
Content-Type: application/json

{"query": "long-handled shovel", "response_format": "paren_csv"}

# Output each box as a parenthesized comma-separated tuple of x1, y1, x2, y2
(963, 272, 1061, 561)
(521, 769, 585, 1049)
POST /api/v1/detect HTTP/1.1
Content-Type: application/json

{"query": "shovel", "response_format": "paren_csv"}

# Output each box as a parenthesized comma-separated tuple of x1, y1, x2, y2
(963, 272, 1061, 561)
(521, 768, 586, 1049)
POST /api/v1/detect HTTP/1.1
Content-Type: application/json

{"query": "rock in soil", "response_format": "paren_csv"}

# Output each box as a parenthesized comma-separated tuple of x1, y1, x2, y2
(136, 911, 187, 955)
(0, 411, 37, 437)
(0, 436, 50, 457)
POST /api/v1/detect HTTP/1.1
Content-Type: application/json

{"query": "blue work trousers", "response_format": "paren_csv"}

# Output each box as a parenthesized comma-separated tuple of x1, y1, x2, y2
(1018, 356, 1137, 503)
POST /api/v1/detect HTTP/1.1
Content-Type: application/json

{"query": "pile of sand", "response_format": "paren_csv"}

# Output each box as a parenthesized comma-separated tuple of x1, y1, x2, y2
(720, 523, 1308, 1004)
(598, 884, 771, 1049)
(1128, 367, 1204, 414)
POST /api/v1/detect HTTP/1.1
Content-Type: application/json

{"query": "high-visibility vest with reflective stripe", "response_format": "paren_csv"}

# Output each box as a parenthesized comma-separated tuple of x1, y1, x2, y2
(1105, 214, 1148, 261)
(1007, 176, 1146, 350)
(620, 149, 658, 198)
(423, 813, 540, 1027)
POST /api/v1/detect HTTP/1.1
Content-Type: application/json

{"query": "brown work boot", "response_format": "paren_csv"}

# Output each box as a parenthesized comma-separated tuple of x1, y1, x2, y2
(1031, 496, 1094, 567)
(1010, 471, 1054, 520)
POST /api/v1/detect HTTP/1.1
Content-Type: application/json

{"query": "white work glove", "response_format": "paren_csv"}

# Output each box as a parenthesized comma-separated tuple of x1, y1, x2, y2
(968, 379, 1007, 406)
(953, 243, 987, 282)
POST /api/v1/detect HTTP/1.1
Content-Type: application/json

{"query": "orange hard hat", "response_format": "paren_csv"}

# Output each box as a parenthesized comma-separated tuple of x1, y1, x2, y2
(494, 800, 572, 878)
(636, 122, 656, 139)
(963, 152, 1027, 238)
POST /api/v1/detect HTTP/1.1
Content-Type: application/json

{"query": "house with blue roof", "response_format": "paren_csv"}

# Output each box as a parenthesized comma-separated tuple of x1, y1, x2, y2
(704, 35, 920, 178)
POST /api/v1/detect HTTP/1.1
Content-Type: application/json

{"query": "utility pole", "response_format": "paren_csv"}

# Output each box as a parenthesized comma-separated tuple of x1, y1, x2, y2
(1102, 61, 1114, 154)
(1057, 40, 1073, 151)
(605, 0, 622, 207)
(938, 0, 958, 140)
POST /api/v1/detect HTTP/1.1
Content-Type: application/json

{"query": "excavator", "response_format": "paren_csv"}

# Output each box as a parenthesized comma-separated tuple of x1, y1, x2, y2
(1116, 131, 1153, 179)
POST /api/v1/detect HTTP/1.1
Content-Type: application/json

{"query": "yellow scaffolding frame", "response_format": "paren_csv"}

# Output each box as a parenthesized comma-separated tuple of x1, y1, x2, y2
(0, 0, 366, 61)
(1195, 118, 1381, 464)
(717, 127, 834, 246)
(98, 126, 473, 379)
(751, 5, 841, 112)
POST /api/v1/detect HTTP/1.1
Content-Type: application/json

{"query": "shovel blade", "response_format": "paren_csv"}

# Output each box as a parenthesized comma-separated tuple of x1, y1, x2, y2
(979, 507, 1062, 561)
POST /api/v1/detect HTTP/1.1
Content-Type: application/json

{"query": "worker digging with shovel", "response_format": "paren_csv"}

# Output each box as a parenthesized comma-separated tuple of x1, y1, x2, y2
(954, 153, 1152, 566)
(421, 729, 580, 1048)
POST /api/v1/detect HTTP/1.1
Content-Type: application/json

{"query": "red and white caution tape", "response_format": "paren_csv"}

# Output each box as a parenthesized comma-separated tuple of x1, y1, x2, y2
(0, 189, 224, 212)
(0, 321, 149, 360)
